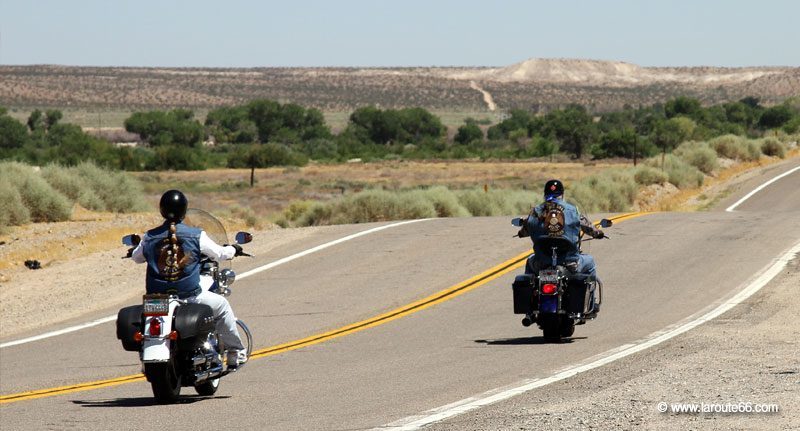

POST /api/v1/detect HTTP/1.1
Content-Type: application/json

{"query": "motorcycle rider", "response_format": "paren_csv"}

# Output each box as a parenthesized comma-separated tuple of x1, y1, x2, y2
(130, 190, 247, 370)
(523, 179, 604, 311)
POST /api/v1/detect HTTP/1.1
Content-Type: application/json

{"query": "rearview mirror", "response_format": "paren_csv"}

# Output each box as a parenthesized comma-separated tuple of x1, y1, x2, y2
(122, 234, 141, 246)
(600, 219, 613, 228)
(235, 232, 253, 245)
(511, 218, 524, 227)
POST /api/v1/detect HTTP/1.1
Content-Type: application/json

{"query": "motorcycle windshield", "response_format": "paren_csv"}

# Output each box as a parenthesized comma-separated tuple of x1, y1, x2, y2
(183, 208, 231, 268)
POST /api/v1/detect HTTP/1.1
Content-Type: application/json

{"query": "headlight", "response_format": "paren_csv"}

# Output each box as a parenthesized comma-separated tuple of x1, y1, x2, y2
(219, 269, 236, 286)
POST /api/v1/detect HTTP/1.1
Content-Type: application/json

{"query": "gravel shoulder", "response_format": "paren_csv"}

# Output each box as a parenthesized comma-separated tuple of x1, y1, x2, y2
(428, 249, 800, 431)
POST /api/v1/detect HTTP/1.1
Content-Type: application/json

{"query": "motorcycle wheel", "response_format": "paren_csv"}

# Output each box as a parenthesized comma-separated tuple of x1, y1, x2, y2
(559, 318, 575, 338)
(145, 362, 182, 404)
(195, 378, 220, 396)
(539, 314, 561, 342)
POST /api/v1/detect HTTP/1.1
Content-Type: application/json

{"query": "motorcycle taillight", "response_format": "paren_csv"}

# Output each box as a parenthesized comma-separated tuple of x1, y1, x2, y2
(148, 318, 162, 336)
(541, 283, 558, 295)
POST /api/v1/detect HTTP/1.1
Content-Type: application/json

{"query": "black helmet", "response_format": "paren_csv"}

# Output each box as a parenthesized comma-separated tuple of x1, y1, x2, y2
(544, 179, 564, 201)
(159, 190, 188, 222)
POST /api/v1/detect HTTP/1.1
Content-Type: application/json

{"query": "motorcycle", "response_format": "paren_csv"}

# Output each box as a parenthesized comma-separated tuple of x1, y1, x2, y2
(510, 216, 612, 342)
(116, 209, 254, 403)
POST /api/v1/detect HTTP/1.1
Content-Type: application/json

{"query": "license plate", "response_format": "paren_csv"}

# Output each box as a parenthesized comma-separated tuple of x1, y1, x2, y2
(143, 296, 169, 316)
(538, 269, 559, 283)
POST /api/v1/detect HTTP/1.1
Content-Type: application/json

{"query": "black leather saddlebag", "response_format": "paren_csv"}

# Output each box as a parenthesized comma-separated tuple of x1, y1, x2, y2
(174, 303, 214, 339)
(565, 279, 590, 314)
(116, 305, 143, 351)
(512, 274, 535, 314)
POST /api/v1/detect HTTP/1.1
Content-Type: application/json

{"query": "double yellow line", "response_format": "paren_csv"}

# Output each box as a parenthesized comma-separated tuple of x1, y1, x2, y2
(0, 212, 648, 405)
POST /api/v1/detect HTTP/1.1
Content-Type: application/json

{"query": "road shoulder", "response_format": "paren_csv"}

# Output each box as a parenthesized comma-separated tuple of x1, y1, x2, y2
(428, 255, 800, 430)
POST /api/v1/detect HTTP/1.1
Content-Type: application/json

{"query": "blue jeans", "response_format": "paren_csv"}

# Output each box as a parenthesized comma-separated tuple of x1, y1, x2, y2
(526, 253, 598, 280)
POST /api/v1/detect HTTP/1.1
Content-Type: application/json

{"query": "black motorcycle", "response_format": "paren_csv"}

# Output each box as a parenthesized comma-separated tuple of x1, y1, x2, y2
(511, 216, 612, 342)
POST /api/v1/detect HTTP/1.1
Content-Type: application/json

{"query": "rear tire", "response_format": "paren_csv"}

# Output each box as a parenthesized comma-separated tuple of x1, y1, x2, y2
(145, 363, 181, 404)
(195, 378, 220, 396)
(540, 314, 561, 342)
(559, 318, 575, 338)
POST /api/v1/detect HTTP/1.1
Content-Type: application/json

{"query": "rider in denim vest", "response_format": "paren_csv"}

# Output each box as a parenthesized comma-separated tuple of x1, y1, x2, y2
(525, 179, 604, 281)
(131, 190, 247, 370)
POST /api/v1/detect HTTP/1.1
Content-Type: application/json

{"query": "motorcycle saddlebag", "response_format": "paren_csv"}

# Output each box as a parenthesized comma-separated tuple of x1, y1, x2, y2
(512, 274, 535, 314)
(174, 303, 214, 339)
(565, 279, 590, 314)
(116, 305, 143, 352)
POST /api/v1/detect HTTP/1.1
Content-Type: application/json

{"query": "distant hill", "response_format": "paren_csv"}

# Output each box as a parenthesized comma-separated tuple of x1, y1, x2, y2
(1, 59, 798, 113)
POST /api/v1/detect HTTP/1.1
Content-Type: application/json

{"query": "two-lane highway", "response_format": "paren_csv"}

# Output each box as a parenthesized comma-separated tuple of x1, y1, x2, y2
(1, 160, 798, 430)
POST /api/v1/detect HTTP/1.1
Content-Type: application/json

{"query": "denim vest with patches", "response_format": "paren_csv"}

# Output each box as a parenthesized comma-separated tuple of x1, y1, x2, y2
(143, 222, 202, 298)
(528, 199, 582, 265)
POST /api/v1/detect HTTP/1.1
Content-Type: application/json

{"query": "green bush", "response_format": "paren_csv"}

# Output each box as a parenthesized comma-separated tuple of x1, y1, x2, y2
(674, 141, 719, 174)
(0, 180, 31, 227)
(709, 134, 761, 161)
(633, 165, 669, 185)
(410, 187, 470, 217)
(0, 162, 72, 222)
(759, 137, 786, 158)
(284, 187, 535, 227)
(41, 165, 105, 211)
(570, 169, 638, 213)
(72, 162, 147, 212)
(646, 155, 705, 189)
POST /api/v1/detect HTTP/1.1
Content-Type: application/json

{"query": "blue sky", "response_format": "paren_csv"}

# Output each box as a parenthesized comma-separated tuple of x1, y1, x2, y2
(1, 0, 798, 67)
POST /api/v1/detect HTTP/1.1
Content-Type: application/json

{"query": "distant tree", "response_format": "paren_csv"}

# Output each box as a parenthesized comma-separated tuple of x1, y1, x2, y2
(347, 106, 443, 145)
(541, 105, 597, 158)
(651, 116, 696, 166)
(0, 115, 29, 149)
(487, 109, 533, 140)
(45, 109, 63, 129)
(758, 105, 793, 130)
(125, 109, 204, 147)
(27, 109, 45, 132)
(454, 120, 483, 144)
(739, 96, 761, 109)
(597, 126, 637, 158)
(665, 96, 702, 119)
(531, 136, 558, 161)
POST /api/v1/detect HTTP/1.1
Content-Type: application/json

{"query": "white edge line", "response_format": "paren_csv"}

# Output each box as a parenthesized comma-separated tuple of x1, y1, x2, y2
(0, 219, 431, 349)
(376, 240, 800, 431)
(725, 165, 800, 212)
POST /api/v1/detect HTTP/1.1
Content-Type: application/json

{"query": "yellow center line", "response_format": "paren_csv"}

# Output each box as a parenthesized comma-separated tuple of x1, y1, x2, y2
(0, 212, 651, 404)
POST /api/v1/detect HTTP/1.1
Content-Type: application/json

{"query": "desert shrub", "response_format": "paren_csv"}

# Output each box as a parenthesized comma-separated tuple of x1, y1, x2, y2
(674, 141, 719, 174)
(570, 169, 638, 213)
(0, 162, 72, 222)
(709, 134, 761, 161)
(646, 155, 705, 189)
(410, 187, 470, 217)
(759, 137, 786, 158)
(633, 165, 669, 185)
(71, 162, 147, 212)
(41, 165, 105, 210)
(455, 189, 532, 216)
(284, 187, 534, 227)
(0, 180, 31, 227)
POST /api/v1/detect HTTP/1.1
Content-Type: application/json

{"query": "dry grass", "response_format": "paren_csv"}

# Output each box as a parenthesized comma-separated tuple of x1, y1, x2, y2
(652, 148, 800, 211)
(132, 160, 631, 223)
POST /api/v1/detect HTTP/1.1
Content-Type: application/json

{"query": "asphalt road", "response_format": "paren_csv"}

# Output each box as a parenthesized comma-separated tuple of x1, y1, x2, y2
(1, 160, 799, 430)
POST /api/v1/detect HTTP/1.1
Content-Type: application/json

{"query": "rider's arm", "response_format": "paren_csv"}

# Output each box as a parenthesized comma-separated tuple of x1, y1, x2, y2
(199, 231, 237, 261)
(579, 214, 602, 237)
(130, 234, 148, 264)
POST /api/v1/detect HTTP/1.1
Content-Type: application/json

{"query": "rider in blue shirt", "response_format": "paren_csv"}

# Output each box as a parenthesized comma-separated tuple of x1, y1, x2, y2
(525, 179, 604, 279)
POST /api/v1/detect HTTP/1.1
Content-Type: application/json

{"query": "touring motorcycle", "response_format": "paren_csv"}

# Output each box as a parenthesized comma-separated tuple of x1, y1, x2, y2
(510, 216, 612, 341)
(116, 209, 253, 403)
